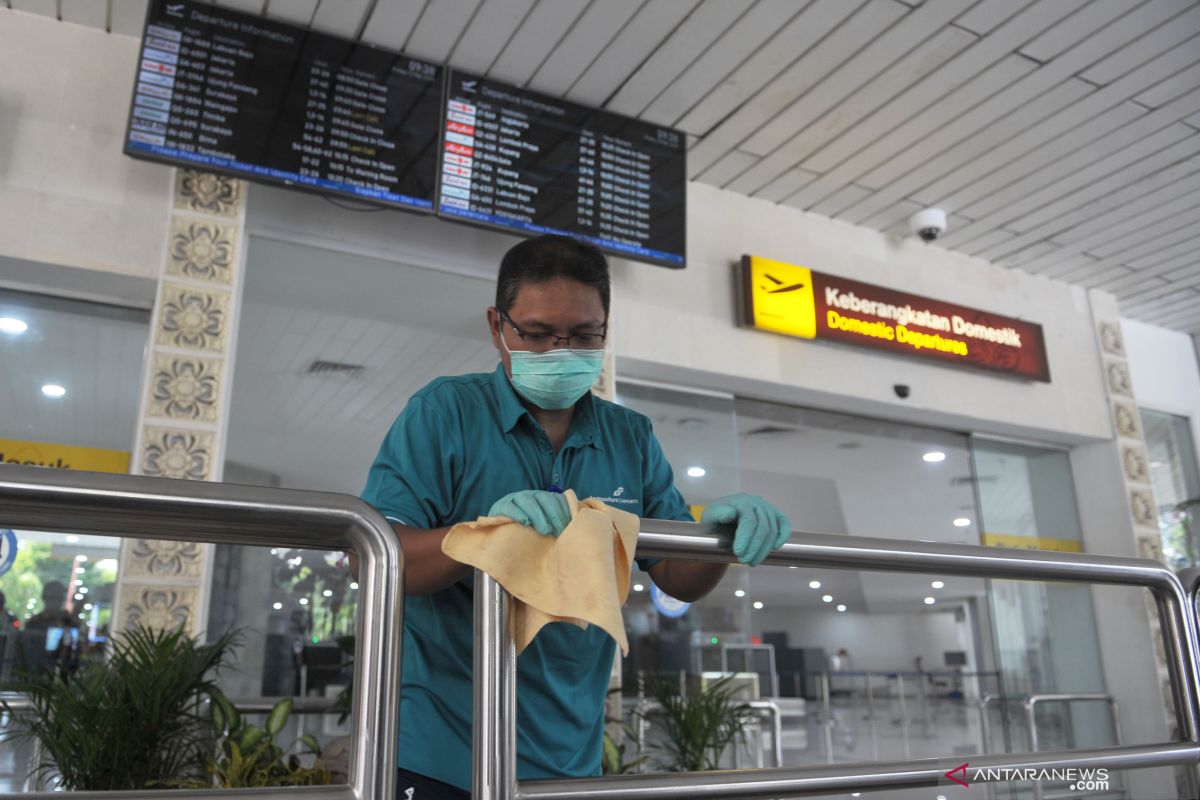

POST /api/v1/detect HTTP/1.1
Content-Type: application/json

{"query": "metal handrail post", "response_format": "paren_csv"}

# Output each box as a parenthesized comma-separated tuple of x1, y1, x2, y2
(0, 464, 403, 800)
(895, 672, 910, 760)
(1024, 693, 1120, 800)
(473, 570, 518, 800)
(502, 520, 1200, 798)
(820, 672, 834, 764)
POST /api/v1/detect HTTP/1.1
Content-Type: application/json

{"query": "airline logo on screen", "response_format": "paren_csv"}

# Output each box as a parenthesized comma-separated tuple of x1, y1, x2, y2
(740, 255, 1050, 382)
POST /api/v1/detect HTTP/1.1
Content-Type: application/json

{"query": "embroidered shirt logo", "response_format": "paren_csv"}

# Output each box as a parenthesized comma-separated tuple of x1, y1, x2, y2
(613, 486, 625, 497)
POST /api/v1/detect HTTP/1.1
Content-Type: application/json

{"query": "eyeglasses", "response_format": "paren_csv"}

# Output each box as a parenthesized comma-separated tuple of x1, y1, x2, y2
(500, 312, 607, 350)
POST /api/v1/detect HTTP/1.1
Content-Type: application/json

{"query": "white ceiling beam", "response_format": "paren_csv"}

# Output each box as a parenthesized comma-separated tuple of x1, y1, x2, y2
(263, 0, 319, 26)
(739, 0, 977, 158)
(925, 50, 1200, 219)
(681, 0, 869, 173)
(782, 0, 1093, 209)
(949, 124, 1199, 252)
(357, 0, 425, 49)
(527, 0, 644, 97)
(1018, 184, 1200, 273)
(487, 0, 588, 87)
(309, 0, 373, 40)
(838, 79, 1091, 226)
(446, 0, 536, 75)
(861, 9, 1200, 230)
(640, 0, 802, 127)
(695, 150, 759, 188)
(564, 0, 701, 108)
(401, 0, 484, 63)
(971, 136, 1200, 260)
(753, 167, 820, 204)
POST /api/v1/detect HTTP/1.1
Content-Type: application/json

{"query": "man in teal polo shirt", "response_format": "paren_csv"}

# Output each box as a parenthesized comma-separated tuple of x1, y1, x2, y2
(362, 235, 790, 798)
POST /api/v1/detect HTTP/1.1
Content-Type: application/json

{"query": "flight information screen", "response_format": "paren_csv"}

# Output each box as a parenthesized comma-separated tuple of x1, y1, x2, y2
(123, 0, 442, 211)
(437, 70, 687, 267)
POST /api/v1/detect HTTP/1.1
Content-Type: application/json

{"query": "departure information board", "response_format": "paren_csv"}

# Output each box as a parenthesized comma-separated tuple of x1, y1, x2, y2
(123, 0, 441, 211)
(437, 71, 687, 267)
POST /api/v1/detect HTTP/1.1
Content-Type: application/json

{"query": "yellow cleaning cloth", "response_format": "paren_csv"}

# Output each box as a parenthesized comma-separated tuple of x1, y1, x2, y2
(441, 490, 641, 655)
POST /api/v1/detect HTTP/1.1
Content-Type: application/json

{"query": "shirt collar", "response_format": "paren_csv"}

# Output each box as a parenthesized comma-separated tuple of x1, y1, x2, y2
(491, 362, 604, 450)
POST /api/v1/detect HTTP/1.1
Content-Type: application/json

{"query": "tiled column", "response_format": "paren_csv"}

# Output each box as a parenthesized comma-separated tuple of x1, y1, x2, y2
(113, 170, 246, 637)
(1091, 305, 1176, 728)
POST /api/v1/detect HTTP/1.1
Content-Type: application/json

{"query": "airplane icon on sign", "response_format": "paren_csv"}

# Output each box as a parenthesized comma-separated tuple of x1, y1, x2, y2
(759, 273, 805, 294)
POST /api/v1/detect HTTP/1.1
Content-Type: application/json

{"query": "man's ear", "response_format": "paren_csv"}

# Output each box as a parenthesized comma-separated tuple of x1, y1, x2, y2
(487, 307, 502, 350)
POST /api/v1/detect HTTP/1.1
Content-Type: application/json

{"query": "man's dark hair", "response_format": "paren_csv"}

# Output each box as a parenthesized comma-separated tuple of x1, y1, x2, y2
(495, 235, 610, 316)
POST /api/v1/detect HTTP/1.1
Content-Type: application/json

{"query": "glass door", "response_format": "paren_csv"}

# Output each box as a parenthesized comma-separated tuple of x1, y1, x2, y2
(970, 438, 1115, 797)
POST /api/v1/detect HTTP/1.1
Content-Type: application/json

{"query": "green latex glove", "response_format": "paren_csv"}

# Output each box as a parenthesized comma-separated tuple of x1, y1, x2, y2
(488, 490, 571, 537)
(701, 493, 791, 567)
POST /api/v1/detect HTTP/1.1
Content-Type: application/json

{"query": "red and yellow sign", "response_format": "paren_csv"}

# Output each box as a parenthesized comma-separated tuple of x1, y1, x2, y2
(0, 438, 130, 474)
(739, 255, 1051, 382)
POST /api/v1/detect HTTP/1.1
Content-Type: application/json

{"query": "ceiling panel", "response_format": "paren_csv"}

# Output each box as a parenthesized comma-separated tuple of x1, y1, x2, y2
(680, 0, 868, 166)
(262, 0, 319, 26)
(637, 0, 797, 125)
(356, 0, 426, 50)
(18, 0, 1200, 332)
(401, 0, 484, 63)
(486, 0, 588, 86)
(446, 0, 537, 75)
(565, 0, 698, 108)
(528, 0, 643, 97)
(956, 125, 1200, 251)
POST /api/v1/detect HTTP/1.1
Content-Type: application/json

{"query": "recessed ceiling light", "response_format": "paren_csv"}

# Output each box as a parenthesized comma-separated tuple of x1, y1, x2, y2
(272, 602, 283, 610)
(931, 580, 945, 589)
(633, 583, 644, 592)
(753, 601, 764, 610)
(65, 535, 79, 543)
(41, 384, 66, 398)
(923, 451, 946, 463)
(734, 589, 746, 598)
(74, 593, 83, 600)
(350, 582, 359, 590)
(75, 555, 87, 562)
(0, 317, 28, 335)
(953, 517, 971, 527)
(299, 597, 309, 605)
(837, 604, 847, 612)
(924, 596, 936, 605)
(809, 580, 821, 589)
(686, 466, 706, 478)
(322, 589, 333, 597)
(822, 594, 833, 603)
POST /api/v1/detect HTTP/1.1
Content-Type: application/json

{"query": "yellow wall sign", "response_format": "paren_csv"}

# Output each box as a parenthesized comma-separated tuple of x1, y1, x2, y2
(0, 438, 130, 474)
(982, 532, 1082, 553)
(740, 255, 818, 339)
(738, 254, 1052, 382)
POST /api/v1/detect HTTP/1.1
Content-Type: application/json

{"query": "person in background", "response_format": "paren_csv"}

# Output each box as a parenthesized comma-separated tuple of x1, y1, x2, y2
(362, 234, 792, 798)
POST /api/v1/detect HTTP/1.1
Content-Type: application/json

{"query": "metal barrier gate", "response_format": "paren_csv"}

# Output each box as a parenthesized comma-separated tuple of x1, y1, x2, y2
(0, 464, 403, 800)
(475, 519, 1200, 799)
(2, 465, 1200, 798)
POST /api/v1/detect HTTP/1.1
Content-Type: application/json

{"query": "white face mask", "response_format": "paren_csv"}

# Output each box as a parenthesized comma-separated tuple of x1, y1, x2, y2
(500, 334, 604, 410)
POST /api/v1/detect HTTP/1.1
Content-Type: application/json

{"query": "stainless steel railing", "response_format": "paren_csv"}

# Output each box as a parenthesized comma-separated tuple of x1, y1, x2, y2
(1025, 693, 1122, 800)
(0, 464, 403, 800)
(474, 518, 1200, 799)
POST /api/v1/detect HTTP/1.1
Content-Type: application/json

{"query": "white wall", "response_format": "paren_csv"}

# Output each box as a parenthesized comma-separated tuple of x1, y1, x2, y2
(242, 178, 1115, 445)
(0, 10, 170, 282)
(1122, 316, 1200, 469)
(754, 606, 974, 673)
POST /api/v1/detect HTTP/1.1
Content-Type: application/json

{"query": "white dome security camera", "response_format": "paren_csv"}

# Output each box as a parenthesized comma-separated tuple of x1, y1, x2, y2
(909, 208, 947, 242)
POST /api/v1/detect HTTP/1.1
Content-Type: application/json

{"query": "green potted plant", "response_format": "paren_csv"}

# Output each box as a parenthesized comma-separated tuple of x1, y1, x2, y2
(167, 694, 331, 787)
(641, 674, 758, 772)
(1, 627, 238, 790)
